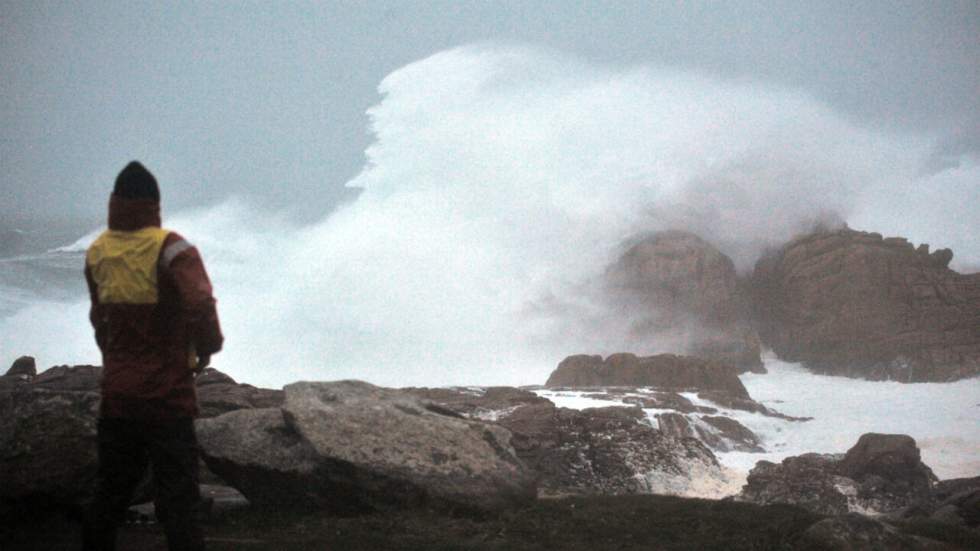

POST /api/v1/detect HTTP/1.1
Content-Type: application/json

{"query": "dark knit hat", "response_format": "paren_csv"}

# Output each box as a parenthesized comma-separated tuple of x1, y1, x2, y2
(113, 161, 160, 201)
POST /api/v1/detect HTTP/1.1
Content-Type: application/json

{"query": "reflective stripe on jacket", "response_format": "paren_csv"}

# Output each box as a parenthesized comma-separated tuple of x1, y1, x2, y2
(85, 195, 223, 420)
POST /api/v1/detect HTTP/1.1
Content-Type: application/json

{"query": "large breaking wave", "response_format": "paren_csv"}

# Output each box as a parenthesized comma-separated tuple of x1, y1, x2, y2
(2, 45, 978, 387)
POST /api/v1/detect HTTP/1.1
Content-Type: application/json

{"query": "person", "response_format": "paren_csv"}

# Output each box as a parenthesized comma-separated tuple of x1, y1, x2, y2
(82, 161, 223, 551)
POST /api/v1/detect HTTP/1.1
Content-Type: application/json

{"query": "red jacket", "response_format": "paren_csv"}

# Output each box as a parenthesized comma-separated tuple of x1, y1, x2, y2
(85, 195, 223, 419)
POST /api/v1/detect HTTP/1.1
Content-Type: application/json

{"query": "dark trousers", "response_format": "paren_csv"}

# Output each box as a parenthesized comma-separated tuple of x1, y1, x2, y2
(82, 418, 205, 551)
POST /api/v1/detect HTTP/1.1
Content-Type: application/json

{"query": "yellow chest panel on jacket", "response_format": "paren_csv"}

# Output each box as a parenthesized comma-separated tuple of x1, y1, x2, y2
(87, 227, 170, 304)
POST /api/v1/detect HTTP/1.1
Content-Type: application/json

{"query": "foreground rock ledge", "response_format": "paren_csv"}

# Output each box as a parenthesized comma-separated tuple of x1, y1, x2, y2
(197, 380, 537, 513)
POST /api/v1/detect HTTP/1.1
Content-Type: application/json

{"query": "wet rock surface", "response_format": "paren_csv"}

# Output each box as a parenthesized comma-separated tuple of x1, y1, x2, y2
(736, 433, 970, 527)
(415, 387, 732, 497)
(697, 415, 764, 453)
(503, 404, 722, 497)
(752, 228, 980, 381)
(696, 390, 812, 421)
(740, 453, 852, 515)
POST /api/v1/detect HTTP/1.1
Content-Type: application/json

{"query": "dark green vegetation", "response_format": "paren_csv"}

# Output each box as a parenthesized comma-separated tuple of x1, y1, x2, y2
(5, 494, 977, 550)
(4, 494, 821, 550)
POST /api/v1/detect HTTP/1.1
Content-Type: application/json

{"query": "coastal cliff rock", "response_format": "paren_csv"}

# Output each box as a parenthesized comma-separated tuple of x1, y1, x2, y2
(752, 228, 980, 381)
(545, 353, 750, 398)
(605, 231, 764, 373)
(198, 381, 537, 512)
(738, 433, 939, 517)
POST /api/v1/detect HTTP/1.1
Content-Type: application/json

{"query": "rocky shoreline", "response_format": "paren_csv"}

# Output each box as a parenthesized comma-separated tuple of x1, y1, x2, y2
(2, 356, 978, 549)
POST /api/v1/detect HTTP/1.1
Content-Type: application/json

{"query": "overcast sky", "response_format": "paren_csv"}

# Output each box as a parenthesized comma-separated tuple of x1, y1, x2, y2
(2, 1, 978, 228)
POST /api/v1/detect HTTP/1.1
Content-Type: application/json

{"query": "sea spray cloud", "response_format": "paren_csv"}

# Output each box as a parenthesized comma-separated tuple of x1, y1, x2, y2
(4, 45, 977, 387)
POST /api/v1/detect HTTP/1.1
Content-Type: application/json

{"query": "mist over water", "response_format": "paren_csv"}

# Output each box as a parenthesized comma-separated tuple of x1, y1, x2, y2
(2, 45, 978, 387)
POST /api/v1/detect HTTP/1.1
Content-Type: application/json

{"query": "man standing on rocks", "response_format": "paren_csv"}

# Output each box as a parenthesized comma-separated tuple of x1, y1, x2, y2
(82, 161, 223, 551)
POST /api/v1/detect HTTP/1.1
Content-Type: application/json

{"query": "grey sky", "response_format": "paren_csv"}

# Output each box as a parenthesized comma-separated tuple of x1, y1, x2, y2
(2, 1, 978, 227)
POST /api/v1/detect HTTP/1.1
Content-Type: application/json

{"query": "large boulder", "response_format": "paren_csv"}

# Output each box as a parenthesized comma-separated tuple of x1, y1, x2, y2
(738, 433, 939, 516)
(194, 408, 334, 510)
(752, 227, 980, 381)
(838, 433, 937, 506)
(925, 477, 980, 528)
(199, 381, 537, 512)
(545, 353, 750, 398)
(739, 454, 852, 516)
(0, 386, 101, 511)
(605, 231, 764, 373)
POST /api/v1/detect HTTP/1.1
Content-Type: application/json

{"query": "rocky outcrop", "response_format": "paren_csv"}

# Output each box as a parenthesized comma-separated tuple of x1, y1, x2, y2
(0, 379, 101, 511)
(4, 356, 36, 380)
(198, 381, 536, 512)
(0, 363, 277, 515)
(413, 387, 733, 497)
(697, 416, 765, 453)
(196, 368, 284, 418)
(738, 433, 939, 517)
(652, 412, 763, 453)
(31, 364, 102, 391)
(838, 433, 936, 504)
(546, 353, 750, 397)
(605, 231, 764, 373)
(920, 477, 980, 528)
(503, 404, 723, 497)
(752, 228, 980, 381)
(740, 453, 852, 515)
(193, 408, 334, 510)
